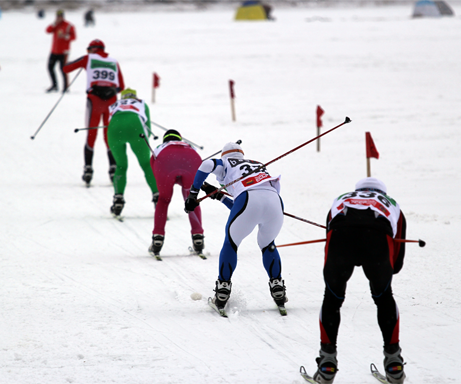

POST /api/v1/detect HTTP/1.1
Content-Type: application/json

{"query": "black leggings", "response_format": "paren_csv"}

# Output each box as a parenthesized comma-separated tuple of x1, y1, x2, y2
(320, 224, 399, 348)
(47, 53, 68, 90)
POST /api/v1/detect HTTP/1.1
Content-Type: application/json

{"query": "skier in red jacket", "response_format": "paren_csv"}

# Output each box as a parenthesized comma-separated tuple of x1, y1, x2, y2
(63, 39, 125, 186)
(45, 9, 76, 93)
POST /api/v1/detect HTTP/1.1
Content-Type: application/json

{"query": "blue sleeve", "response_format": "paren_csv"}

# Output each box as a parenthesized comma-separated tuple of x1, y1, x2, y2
(192, 158, 224, 190)
(221, 197, 234, 210)
(192, 170, 209, 190)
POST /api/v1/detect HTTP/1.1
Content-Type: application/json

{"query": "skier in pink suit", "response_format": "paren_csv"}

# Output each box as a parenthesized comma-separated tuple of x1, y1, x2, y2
(148, 130, 204, 257)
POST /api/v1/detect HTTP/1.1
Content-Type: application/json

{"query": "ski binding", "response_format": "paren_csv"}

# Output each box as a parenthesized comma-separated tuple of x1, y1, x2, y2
(188, 246, 207, 260)
(300, 366, 318, 383)
(112, 214, 124, 222)
(371, 363, 389, 383)
(277, 305, 287, 316)
(208, 297, 227, 318)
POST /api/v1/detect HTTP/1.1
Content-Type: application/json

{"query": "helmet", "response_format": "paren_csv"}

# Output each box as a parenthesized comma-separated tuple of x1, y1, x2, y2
(56, 9, 64, 17)
(87, 39, 105, 51)
(163, 129, 182, 143)
(221, 142, 244, 159)
(121, 88, 137, 100)
(355, 177, 387, 194)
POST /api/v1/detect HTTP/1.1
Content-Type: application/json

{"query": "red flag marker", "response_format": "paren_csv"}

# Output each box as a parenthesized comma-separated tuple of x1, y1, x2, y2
(316, 105, 324, 152)
(152, 72, 160, 103)
(229, 80, 236, 121)
(365, 132, 379, 176)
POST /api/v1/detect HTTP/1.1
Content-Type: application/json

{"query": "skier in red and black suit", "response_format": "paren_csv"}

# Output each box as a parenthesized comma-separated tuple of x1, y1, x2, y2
(45, 9, 76, 93)
(311, 177, 407, 384)
(63, 39, 125, 186)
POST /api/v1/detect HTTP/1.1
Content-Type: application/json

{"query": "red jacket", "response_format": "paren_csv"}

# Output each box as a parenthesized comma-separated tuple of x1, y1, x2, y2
(64, 50, 125, 92)
(46, 20, 76, 55)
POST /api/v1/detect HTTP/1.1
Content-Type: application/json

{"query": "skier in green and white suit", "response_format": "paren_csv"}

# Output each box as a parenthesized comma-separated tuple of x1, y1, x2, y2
(107, 88, 158, 217)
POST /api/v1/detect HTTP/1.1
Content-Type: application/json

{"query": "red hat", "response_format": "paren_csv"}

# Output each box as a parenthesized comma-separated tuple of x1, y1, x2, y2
(87, 39, 105, 50)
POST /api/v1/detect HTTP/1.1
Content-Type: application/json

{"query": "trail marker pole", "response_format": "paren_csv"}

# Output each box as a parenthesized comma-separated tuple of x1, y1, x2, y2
(229, 80, 236, 122)
(152, 72, 160, 103)
(316, 105, 324, 152)
(365, 131, 379, 177)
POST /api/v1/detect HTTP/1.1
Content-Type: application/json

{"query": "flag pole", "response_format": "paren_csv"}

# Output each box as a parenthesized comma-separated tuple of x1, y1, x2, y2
(316, 105, 324, 152)
(229, 80, 236, 122)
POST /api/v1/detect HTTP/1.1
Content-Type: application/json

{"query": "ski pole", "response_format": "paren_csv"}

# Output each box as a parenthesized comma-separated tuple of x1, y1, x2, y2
(202, 140, 242, 161)
(283, 212, 326, 229)
(394, 238, 426, 247)
(277, 239, 327, 248)
(74, 126, 107, 133)
(277, 237, 426, 248)
(198, 117, 352, 202)
(139, 133, 158, 155)
(151, 121, 204, 150)
(31, 68, 83, 140)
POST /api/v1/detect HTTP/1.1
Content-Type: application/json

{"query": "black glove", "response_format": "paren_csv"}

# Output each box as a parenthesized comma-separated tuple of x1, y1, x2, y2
(184, 187, 200, 213)
(201, 182, 224, 201)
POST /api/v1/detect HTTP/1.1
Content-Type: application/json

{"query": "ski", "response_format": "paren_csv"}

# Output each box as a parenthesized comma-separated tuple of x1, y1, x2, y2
(188, 246, 207, 260)
(300, 366, 318, 383)
(277, 305, 287, 316)
(111, 214, 124, 222)
(208, 297, 227, 318)
(371, 363, 389, 384)
(148, 250, 162, 261)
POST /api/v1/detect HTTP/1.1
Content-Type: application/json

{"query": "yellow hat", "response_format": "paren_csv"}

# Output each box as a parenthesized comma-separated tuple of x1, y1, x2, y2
(121, 88, 137, 99)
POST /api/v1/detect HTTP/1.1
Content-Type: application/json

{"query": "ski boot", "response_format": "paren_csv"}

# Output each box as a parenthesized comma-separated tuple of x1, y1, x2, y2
(109, 165, 117, 184)
(313, 345, 338, 384)
(110, 194, 125, 217)
(192, 234, 205, 252)
(384, 345, 406, 384)
(269, 277, 288, 315)
(269, 278, 287, 306)
(212, 279, 232, 310)
(46, 85, 58, 93)
(82, 165, 94, 186)
(148, 234, 164, 260)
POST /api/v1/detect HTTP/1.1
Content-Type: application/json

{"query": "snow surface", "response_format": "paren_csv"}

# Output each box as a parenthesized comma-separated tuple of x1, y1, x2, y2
(1, 4, 460, 384)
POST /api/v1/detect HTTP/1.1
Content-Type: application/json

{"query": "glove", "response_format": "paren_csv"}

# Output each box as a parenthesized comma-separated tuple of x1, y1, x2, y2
(184, 187, 200, 213)
(201, 182, 224, 201)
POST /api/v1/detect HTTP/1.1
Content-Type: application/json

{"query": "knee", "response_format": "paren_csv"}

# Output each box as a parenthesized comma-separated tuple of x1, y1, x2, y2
(323, 287, 345, 310)
(372, 283, 394, 305)
(262, 241, 276, 254)
(158, 195, 172, 205)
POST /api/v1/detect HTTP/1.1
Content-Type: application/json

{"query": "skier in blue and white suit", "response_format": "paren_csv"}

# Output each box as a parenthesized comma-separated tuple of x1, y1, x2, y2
(184, 142, 287, 311)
